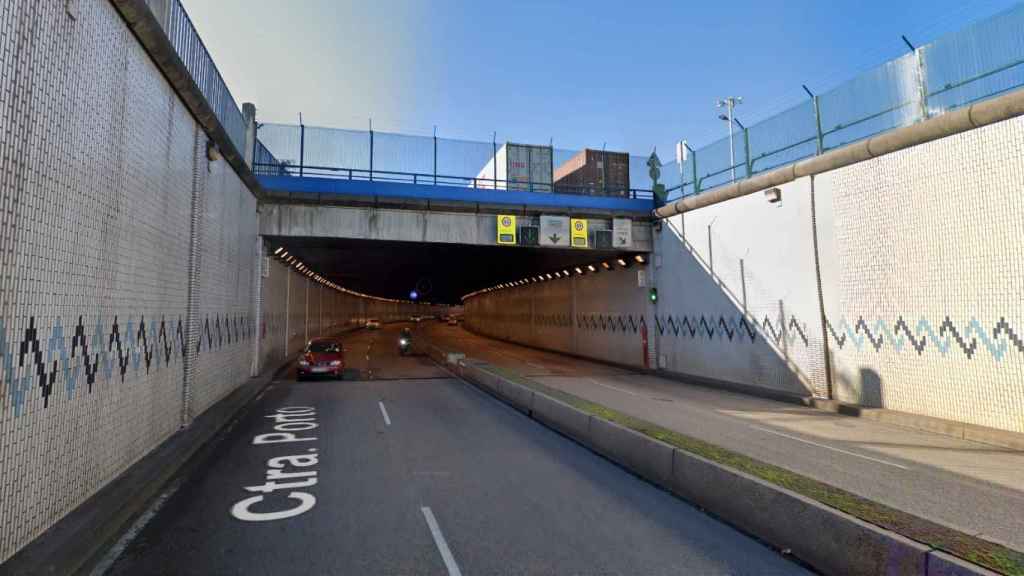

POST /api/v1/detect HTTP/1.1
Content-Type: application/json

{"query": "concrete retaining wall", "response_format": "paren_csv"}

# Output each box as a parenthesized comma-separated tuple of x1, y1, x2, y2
(464, 266, 652, 368)
(0, 0, 435, 563)
(466, 113, 1024, 434)
(661, 113, 1024, 433)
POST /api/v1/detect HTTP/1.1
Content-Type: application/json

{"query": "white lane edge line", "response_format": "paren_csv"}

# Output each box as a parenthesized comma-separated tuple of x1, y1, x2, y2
(421, 506, 463, 576)
(749, 425, 910, 470)
(587, 378, 643, 398)
(378, 401, 392, 426)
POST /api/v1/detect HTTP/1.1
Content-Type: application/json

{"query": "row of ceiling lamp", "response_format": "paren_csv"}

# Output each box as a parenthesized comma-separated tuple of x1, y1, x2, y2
(272, 246, 417, 304)
(461, 254, 647, 301)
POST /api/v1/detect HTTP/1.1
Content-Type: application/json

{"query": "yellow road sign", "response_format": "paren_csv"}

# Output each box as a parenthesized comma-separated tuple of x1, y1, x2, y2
(570, 218, 588, 248)
(497, 214, 517, 245)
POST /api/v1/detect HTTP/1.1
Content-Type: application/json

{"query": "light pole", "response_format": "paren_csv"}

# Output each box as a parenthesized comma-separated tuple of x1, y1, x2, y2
(716, 96, 742, 181)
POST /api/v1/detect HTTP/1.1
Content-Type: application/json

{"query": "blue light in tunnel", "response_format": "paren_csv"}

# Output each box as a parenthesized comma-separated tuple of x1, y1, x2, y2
(410, 290, 419, 300)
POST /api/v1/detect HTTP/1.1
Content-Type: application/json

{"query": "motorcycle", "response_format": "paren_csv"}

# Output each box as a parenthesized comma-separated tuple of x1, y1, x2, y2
(398, 335, 411, 356)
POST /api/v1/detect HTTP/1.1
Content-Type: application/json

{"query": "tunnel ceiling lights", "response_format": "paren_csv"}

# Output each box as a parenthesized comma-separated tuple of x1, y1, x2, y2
(601, 262, 611, 270)
(574, 267, 583, 275)
(587, 265, 597, 272)
(616, 258, 628, 267)
(634, 255, 646, 264)
(274, 247, 283, 255)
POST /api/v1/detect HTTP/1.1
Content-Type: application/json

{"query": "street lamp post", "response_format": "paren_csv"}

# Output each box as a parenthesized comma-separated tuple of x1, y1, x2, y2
(716, 96, 743, 181)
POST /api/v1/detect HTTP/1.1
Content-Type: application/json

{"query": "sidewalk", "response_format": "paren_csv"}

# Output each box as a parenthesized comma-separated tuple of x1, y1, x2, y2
(424, 324, 1024, 555)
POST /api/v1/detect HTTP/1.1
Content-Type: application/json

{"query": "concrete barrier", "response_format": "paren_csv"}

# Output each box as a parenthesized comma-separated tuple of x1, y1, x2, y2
(423, 338, 997, 576)
(497, 379, 535, 415)
(926, 551, 1001, 576)
(459, 363, 496, 394)
(668, 447, 930, 576)
(531, 393, 591, 445)
(587, 417, 674, 489)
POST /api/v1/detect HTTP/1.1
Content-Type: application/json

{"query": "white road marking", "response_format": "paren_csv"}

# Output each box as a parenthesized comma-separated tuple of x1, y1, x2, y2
(421, 507, 462, 576)
(378, 401, 391, 426)
(749, 425, 910, 470)
(89, 479, 183, 575)
(588, 378, 643, 398)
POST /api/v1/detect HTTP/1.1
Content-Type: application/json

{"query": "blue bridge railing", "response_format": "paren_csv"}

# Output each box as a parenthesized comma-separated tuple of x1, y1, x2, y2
(254, 124, 659, 203)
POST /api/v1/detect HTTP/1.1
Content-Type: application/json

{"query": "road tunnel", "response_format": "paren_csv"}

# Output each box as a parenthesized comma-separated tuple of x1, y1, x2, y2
(266, 235, 649, 305)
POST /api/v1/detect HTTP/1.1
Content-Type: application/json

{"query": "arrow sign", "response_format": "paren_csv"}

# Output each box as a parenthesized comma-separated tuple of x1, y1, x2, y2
(540, 215, 570, 247)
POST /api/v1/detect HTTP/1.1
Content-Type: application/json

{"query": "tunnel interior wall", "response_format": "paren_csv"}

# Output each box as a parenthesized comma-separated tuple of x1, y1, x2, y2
(659, 113, 1024, 433)
(0, 0, 205, 562)
(656, 178, 825, 399)
(464, 267, 652, 368)
(466, 117, 1024, 434)
(190, 142, 259, 418)
(0, 0, 435, 563)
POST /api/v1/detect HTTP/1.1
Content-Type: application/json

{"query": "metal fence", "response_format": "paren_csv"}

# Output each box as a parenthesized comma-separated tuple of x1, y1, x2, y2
(255, 123, 657, 200)
(665, 3, 1024, 199)
(143, 0, 248, 157)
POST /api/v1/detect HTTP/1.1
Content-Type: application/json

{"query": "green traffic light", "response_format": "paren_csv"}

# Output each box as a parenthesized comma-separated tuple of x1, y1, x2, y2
(649, 288, 658, 303)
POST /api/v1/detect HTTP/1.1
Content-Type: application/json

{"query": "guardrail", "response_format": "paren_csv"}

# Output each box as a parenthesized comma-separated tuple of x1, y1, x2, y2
(255, 122, 661, 201)
(143, 0, 247, 157)
(253, 163, 655, 201)
(664, 3, 1024, 200)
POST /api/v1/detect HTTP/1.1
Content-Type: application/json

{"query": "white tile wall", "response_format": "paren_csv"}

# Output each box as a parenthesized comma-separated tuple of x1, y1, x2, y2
(817, 115, 1024, 433)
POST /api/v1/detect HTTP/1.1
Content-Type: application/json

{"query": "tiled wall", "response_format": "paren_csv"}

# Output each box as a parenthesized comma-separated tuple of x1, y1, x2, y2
(655, 177, 826, 398)
(464, 268, 651, 368)
(0, 0, 409, 563)
(654, 116, 1024, 431)
(816, 116, 1024, 433)
(0, 0, 197, 560)
(465, 120, 1023, 434)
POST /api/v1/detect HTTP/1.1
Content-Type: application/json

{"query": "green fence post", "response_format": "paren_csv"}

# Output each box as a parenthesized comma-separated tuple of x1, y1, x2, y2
(813, 95, 824, 154)
(743, 128, 752, 177)
(691, 147, 699, 195)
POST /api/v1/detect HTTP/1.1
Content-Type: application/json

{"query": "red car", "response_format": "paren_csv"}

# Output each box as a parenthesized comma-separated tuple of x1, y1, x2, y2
(297, 337, 345, 380)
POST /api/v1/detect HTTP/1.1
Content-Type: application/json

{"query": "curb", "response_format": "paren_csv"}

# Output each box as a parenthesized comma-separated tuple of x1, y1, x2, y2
(810, 399, 1024, 452)
(0, 364, 284, 576)
(449, 357, 998, 576)
(461, 324, 1024, 452)
(0, 326, 367, 576)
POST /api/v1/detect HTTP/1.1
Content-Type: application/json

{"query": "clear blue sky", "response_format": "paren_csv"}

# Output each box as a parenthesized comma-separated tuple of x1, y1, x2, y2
(182, 0, 1020, 156)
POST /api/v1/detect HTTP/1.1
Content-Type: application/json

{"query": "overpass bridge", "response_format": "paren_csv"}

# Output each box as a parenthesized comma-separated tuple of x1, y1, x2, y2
(3, 0, 1024, 575)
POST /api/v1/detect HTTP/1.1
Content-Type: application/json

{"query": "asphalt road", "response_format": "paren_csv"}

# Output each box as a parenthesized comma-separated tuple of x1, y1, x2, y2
(102, 323, 808, 575)
(423, 323, 1024, 552)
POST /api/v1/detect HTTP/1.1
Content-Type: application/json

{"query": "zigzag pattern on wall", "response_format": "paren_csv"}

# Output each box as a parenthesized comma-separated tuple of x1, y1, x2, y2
(827, 316, 1024, 361)
(1, 313, 252, 416)
(535, 313, 572, 328)
(655, 314, 809, 347)
(575, 314, 646, 334)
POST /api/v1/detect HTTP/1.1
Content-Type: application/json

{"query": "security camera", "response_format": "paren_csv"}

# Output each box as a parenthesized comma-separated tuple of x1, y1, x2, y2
(765, 187, 782, 203)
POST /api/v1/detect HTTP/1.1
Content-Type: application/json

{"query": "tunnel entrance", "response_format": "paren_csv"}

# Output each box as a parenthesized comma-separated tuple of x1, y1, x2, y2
(266, 236, 644, 304)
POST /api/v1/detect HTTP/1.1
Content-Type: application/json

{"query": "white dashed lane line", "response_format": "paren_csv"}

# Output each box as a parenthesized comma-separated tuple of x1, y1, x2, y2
(421, 507, 462, 576)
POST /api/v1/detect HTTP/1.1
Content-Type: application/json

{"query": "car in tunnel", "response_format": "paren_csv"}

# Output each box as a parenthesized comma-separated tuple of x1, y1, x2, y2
(297, 337, 345, 380)
(365, 318, 380, 330)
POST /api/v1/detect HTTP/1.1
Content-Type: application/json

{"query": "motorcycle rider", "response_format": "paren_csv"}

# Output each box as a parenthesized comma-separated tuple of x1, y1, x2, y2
(398, 327, 412, 355)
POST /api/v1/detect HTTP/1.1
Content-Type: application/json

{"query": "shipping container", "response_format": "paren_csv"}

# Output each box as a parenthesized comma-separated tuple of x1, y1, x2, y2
(475, 143, 553, 192)
(553, 149, 630, 197)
